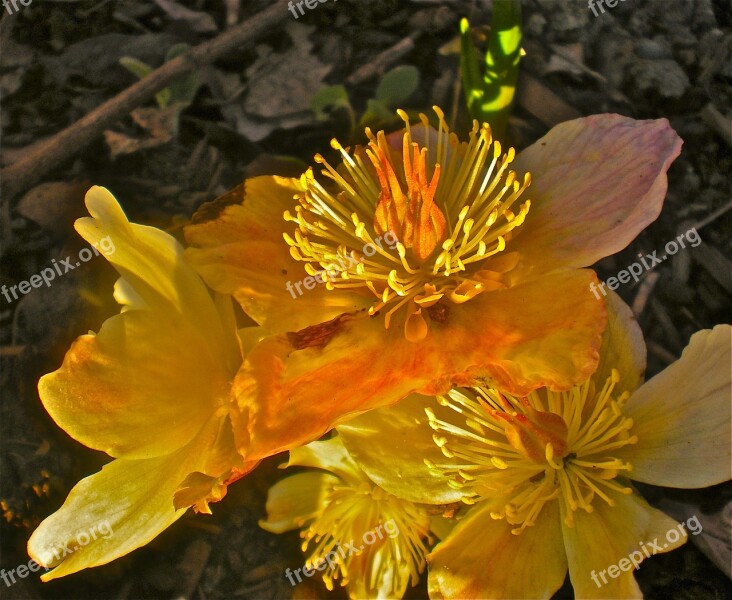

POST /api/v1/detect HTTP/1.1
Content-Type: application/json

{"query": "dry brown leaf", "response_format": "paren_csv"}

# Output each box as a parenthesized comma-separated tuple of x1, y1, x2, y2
(103, 105, 180, 159)
(17, 181, 91, 238)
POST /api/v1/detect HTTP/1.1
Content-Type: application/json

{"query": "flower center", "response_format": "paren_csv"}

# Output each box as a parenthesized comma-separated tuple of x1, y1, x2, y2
(424, 369, 638, 534)
(301, 481, 430, 596)
(283, 107, 531, 341)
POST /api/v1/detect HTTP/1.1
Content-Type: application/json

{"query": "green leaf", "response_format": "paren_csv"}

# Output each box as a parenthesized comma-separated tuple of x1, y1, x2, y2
(165, 43, 190, 62)
(375, 65, 419, 106)
(460, 1, 523, 140)
(164, 44, 200, 107)
(482, 0, 522, 129)
(119, 57, 153, 80)
(459, 18, 483, 118)
(359, 99, 398, 130)
(311, 85, 351, 121)
(120, 57, 171, 108)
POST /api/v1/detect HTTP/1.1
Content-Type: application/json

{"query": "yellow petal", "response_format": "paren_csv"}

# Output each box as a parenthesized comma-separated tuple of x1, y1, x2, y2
(510, 115, 682, 280)
(234, 269, 605, 462)
(28, 412, 242, 580)
(76, 187, 235, 364)
(38, 309, 232, 459)
(286, 436, 369, 488)
(428, 501, 567, 599)
(337, 394, 466, 504)
(39, 188, 242, 459)
(562, 489, 686, 599)
(259, 472, 339, 534)
(616, 325, 732, 488)
(184, 177, 370, 333)
(593, 290, 646, 396)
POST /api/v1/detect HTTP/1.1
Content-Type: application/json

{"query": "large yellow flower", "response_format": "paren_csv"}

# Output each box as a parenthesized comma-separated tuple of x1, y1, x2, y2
(28, 187, 257, 580)
(259, 435, 436, 599)
(337, 293, 731, 598)
(184, 110, 681, 463)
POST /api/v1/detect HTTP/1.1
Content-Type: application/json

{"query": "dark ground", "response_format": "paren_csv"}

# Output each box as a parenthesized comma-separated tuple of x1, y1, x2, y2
(1, 0, 731, 598)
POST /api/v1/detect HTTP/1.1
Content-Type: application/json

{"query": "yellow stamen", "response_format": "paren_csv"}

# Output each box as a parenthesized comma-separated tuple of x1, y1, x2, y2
(285, 107, 531, 341)
(426, 370, 639, 532)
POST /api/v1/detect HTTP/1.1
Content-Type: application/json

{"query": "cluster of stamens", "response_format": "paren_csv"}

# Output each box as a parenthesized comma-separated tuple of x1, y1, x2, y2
(300, 480, 430, 596)
(424, 370, 638, 534)
(283, 106, 531, 341)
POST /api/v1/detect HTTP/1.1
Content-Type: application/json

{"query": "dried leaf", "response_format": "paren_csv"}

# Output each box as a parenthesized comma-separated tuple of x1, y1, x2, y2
(17, 181, 91, 238)
(103, 105, 181, 159)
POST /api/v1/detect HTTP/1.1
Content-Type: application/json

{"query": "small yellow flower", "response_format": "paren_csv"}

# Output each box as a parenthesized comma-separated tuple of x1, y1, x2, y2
(337, 293, 731, 598)
(27, 187, 258, 580)
(260, 436, 435, 599)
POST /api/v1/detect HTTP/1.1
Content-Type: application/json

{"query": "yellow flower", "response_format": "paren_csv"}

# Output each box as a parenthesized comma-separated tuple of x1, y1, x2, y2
(337, 293, 731, 598)
(27, 187, 257, 580)
(184, 110, 681, 463)
(259, 436, 435, 599)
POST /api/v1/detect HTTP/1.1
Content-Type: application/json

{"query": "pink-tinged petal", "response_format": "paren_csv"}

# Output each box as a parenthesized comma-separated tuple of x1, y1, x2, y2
(509, 114, 682, 280)
(184, 177, 370, 333)
(231, 269, 605, 462)
(563, 489, 686, 599)
(428, 501, 567, 599)
(616, 325, 732, 488)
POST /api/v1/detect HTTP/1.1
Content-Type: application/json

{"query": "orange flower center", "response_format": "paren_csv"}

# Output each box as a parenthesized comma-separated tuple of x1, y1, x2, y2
(425, 370, 639, 534)
(283, 107, 531, 341)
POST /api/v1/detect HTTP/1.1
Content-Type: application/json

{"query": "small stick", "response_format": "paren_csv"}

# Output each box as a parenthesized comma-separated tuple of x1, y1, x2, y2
(1, 0, 291, 200)
(346, 32, 421, 86)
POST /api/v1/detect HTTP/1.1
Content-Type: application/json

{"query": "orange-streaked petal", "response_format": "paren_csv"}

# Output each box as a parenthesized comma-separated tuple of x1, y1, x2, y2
(233, 269, 604, 462)
(38, 309, 233, 459)
(27, 412, 244, 581)
(428, 501, 567, 599)
(593, 290, 646, 396)
(184, 176, 370, 333)
(509, 114, 682, 280)
(259, 472, 339, 534)
(337, 394, 467, 504)
(563, 489, 686, 599)
(616, 325, 732, 488)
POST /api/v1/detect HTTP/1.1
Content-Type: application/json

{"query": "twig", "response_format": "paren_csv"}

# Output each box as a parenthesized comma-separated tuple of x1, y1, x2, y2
(346, 32, 421, 86)
(701, 103, 732, 147)
(631, 271, 660, 317)
(691, 199, 732, 232)
(1, 0, 291, 200)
